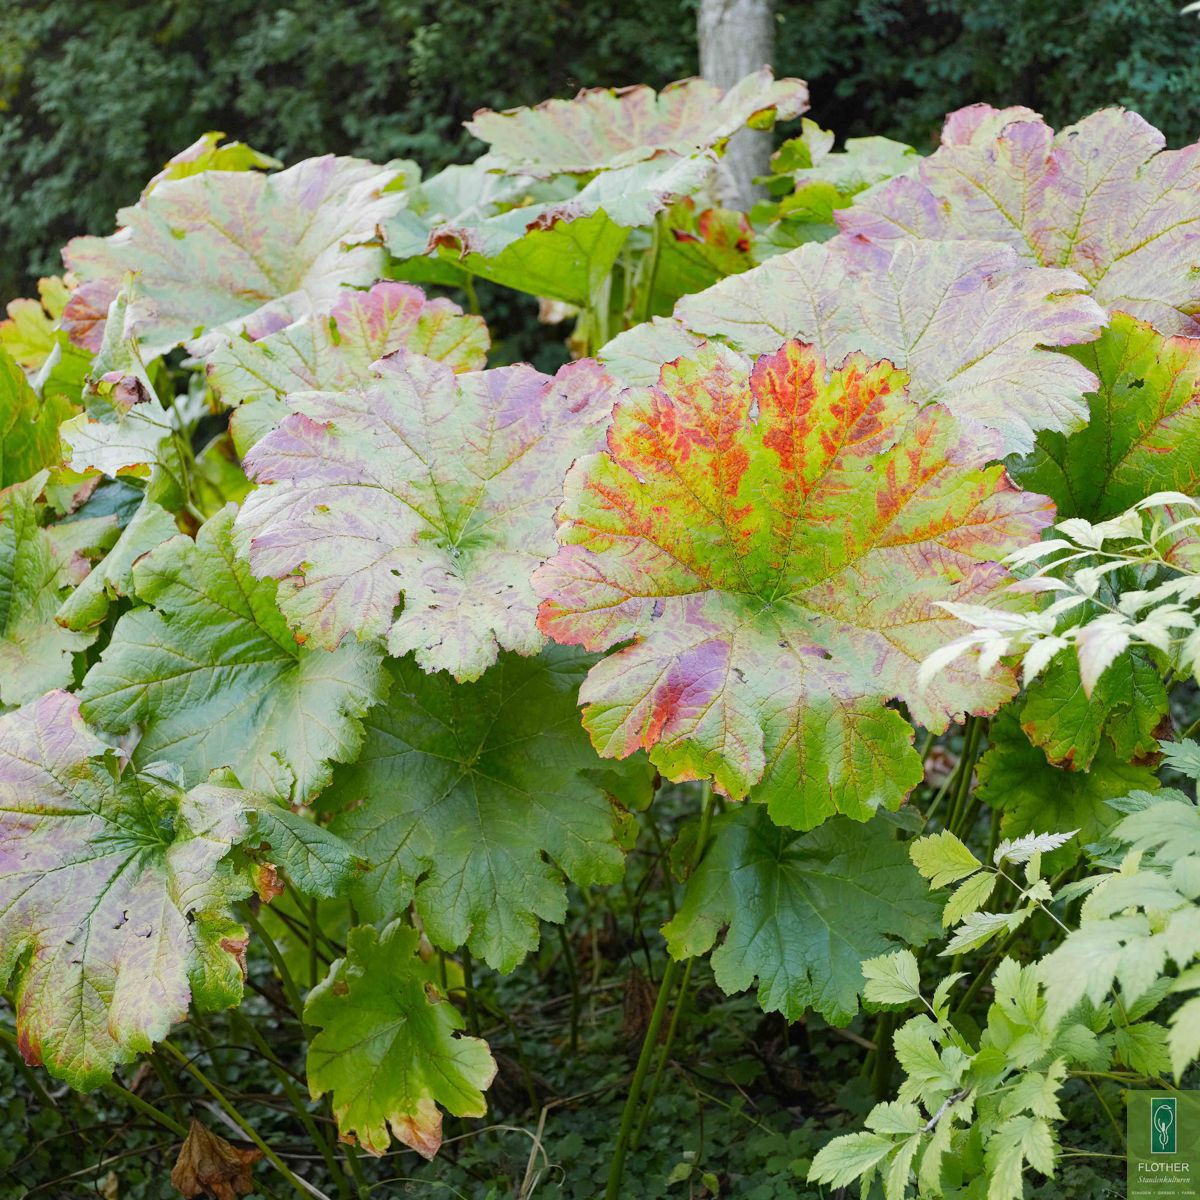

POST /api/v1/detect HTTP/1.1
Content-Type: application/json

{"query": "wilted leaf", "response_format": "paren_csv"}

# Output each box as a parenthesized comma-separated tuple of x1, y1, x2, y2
(170, 1119, 262, 1200)
(236, 353, 619, 681)
(842, 105, 1200, 334)
(601, 237, 1105, 456)
(662, 807, 939, 1023)
(0, 692, 256, 1088)
(977, 709, 1159, 868)
(322, 646, 630, 972)
(1011, 315, 1200, 521)
(535, 340, 1051, 820)
(205, 281, 489, 453)
(305, 922, 496, 1157)
(64, 156, 409, 357)
(0, 471, 115, 704)
(466, 68, 808, 175)
(79, 505, 385, 803)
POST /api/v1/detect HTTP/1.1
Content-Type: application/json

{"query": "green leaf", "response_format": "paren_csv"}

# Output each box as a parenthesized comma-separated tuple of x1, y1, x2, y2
(808, 1131, 896, 1191)
(57, 495, 178, 631)
(387, 157, 713, 306)
(1114, 1021, 1171, 1076)
(243, 804, 361, 900)
(0, 276, 71, 371)
(79, 505, 386, 803)
(984, 1115, 1055, 1200)
(0, 471, 116, 704)
(536, 341, 1048, 816)
(0, 346, 75, 487)
(1019, 650, 1167, 771)
(305, 922, 496, 1158)
(1011, 316, 1200, 520)
(977, 709, 1159, 869)
(662, 806, 939, 1023)
(321, 647, 629, 972)
(0, 691, 257, 1089)
(143, 131, 280, 194)
(943, 871, 998, 928)
(862, 949, 922, 1006)
(236, 354, 618, 681)
(910, 830, 982, 888)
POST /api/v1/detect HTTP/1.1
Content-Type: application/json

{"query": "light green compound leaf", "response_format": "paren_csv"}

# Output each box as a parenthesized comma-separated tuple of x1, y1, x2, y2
(305, 922, 497, 1158)
(808, 1131, 896, 1191)
(600, 236, 1105, 457)
(535, 341, 1050, 818)
(0, 691, 257, 1089)
(910, 830, 981, 888)
(1019, 649, 1167, 771)
(321, 647, 629, 973)
(862, 949, 922, 1006)
(1011, 315, 1200, 520)
(78, 505, 385, 804)
(0, 346, 75, 487)
(977, 709, 1159, 868)
(235, 353, 619, 682)
(64, 156, 409, 358)
(204, 281, 489, 455)
(985, 1115, 1055, 1200)
(466, 68, 808, 176)
(662, 806, 939, 1024)
(943, 871, 998, 928)
(0, 471, 116, 704)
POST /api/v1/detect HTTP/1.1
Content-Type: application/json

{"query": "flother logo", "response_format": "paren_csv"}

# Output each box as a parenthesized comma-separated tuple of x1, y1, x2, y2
(1153, 1097, 1178, 1155)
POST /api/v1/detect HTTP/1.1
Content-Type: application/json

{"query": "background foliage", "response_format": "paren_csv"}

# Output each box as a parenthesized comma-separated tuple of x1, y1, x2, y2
(1, 0, 1198, 299)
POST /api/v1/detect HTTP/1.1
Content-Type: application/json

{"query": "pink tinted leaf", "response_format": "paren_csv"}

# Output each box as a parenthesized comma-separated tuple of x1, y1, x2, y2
(235, 353, 621, 681)
(466, 68, 809, 176)
(0, 692, 256, 1089)
(63, 156, 408, 358)
(841, 105, 1200, 334)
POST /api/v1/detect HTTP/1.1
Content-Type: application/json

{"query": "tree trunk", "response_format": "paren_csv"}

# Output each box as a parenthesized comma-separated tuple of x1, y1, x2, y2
(697, 0, 776, 212)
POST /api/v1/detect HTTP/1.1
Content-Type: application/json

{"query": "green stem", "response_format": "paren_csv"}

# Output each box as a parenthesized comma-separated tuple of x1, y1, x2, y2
(460, 947, 480, 1038)
(948, 718, 984, 837)
(235, 1011, 350, 1200)
(162, 1041, 312, 1198)
(605, 782, 715, 1200)
(307, 898, 321, 991)
(106, 1078, 189, 1138)
(630, 955, 694, 1150)
(244, 907, 307, 1023)
(557, 922, 582, 1056)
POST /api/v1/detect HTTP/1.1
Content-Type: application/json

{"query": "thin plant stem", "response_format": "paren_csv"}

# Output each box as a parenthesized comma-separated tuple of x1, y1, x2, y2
(605, 781, 715, 1200)
(307, 898, 321, 991)
(630, 954, 694, 1151)
(244, 907, 308, 1023)
(460, 947, 480, 1038)
(107, 1078, 189, 1138)
(557, 922, 581, 1056)
(235, 1011, 350, 1200)
(162, 1040, 313, 1198)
